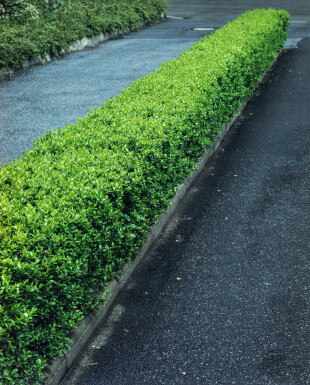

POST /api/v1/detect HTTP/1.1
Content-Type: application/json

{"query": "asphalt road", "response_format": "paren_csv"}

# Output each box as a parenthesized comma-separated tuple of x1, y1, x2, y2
(168, 0, 310, 22)
(1, 2, 309, 166)
(1, 0, 310, 384)
(60, 2, 310, 385)
(61, 39, 310, 385)
(0, 19, 216, 166)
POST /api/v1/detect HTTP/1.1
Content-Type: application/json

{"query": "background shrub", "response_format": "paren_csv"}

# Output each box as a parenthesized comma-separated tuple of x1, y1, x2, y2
(0, 0, 168, 70)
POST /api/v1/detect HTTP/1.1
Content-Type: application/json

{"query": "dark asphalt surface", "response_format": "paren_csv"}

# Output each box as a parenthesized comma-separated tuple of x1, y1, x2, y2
(168, 0, 310, 22)
(1, 0, 310, 384)
(61, 39, 310, 384)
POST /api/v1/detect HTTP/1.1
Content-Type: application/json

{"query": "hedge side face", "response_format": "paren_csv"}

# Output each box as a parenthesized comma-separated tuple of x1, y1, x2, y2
(0, 9, 289, 384)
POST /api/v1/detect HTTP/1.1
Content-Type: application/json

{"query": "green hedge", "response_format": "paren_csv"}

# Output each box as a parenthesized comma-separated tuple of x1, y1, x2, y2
(0, 0, 168, 71)
(0, 8, 289, 384)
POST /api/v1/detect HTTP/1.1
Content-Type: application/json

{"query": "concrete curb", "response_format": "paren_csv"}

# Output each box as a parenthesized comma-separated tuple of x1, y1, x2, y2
(41, 50, 283, 385)
(0, 14, 165, 80)
(41, 108, 246, 385)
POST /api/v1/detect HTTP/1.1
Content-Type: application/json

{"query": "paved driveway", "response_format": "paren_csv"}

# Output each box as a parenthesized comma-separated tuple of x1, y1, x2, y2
(0, 18, 215, 165)
(1, 1, 310, 384)
(60, 2, 310, 385)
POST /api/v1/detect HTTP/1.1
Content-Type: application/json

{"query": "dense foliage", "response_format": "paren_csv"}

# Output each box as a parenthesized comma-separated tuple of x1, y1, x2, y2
(0, 8, 289, 384)
(0, 0, 62, 20)
(0, 0, 168, 71)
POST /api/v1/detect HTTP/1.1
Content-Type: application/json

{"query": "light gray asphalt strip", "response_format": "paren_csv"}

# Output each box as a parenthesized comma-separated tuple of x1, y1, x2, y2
(0, 19, 214, 166)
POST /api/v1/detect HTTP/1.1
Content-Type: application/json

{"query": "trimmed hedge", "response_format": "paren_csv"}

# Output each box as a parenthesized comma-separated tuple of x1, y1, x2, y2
(0, 0, 168, 71)
(0, 8, 289, 385)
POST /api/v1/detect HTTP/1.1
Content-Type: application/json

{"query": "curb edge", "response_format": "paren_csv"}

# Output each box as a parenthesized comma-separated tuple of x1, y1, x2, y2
(0, 14, 166, 80)
(41, 49, 283, 385)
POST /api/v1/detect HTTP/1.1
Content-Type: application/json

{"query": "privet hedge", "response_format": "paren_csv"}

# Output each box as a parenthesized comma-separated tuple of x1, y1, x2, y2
(0, 9, 289, 384)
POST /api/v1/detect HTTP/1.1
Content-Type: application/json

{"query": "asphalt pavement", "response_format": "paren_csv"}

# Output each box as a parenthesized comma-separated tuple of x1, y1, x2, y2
(61, 38, 310, 384)
(168, 0, 310, 22)
(0, 18, 217, 166)
(1, 0, 310, 384)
